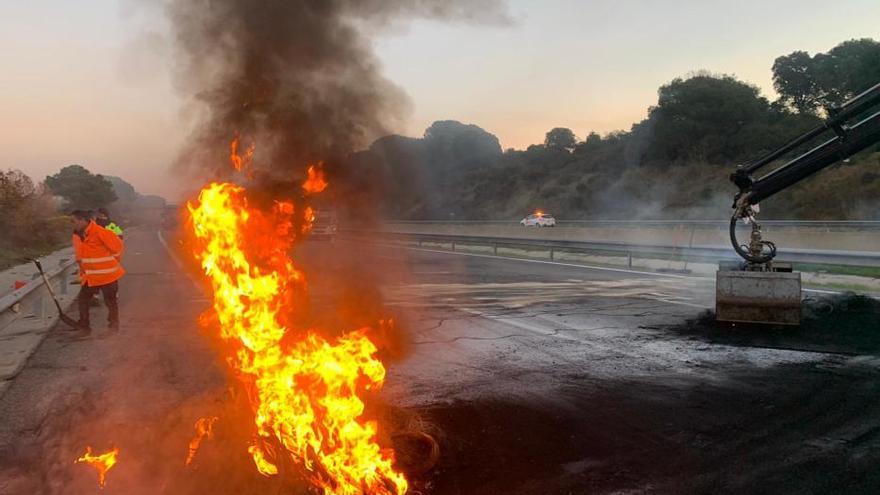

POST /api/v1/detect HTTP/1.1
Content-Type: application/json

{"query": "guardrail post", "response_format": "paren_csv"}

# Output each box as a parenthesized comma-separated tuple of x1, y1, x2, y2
(31, 292, 45, 319)
(0, 259, 79, 327)
(628, 252, 632, 269)
(59, 268, 69, 295)
(29, 273, 41, 315)
(451, 241, 456, 252)
(550, 248, 555, 261)
(493, 243, 498, 255)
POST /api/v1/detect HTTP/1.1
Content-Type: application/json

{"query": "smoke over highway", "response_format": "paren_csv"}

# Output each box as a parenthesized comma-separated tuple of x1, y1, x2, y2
(167, 0, 508, 191)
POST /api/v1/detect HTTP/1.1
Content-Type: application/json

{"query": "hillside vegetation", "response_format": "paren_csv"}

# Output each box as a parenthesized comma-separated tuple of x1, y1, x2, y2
(351, 38, 880, 221)
(0, 170, 68, 270)
(1, 166, 166, 271)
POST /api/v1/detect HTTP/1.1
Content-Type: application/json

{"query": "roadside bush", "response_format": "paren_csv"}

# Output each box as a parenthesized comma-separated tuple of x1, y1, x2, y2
(0, 169, 69, 269)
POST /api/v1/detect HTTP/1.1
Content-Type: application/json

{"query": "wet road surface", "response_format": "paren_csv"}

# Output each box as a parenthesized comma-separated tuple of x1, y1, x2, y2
(0, 230, 878, 494)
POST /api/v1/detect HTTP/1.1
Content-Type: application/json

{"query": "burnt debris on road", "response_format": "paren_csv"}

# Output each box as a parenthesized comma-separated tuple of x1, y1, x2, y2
(0, 231, 879, 493)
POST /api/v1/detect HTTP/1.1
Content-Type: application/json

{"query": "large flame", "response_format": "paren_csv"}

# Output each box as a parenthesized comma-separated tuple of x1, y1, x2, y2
(75, 446, 119, 489)
(186, 161, 407, 493)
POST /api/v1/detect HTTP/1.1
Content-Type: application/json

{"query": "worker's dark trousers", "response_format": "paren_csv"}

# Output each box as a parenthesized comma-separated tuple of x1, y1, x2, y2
(77, 281, 119, 328)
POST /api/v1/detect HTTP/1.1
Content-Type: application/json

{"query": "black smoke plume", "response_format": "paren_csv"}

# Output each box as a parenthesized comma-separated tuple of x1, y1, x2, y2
(167, 0, 509, 205)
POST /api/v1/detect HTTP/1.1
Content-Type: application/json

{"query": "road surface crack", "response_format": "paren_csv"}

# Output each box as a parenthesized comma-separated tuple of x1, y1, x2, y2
(413, 329, 563, 345)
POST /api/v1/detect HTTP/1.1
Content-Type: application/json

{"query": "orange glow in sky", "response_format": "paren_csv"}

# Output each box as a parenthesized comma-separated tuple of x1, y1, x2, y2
(2, 0, 879, 199)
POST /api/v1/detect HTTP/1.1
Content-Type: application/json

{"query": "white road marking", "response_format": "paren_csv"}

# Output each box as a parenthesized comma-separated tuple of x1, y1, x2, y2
(392, 245, 847, 297)
(655, 298, 709, 309)
(801, 288, 843, 295)
(156, 231, 206, 293)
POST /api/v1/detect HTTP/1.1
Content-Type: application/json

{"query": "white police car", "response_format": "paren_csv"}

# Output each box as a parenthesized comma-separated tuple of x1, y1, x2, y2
(520, 212, 556, 227)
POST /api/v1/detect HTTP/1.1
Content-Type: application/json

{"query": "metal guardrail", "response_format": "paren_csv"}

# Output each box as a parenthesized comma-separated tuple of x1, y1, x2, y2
(344, 231, 880, 268)
(0, 258, 77, 332)
(384, 220, 880, 230)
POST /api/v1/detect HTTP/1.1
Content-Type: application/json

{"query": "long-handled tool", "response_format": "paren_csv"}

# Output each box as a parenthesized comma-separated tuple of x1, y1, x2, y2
(28, 258, 89, 331)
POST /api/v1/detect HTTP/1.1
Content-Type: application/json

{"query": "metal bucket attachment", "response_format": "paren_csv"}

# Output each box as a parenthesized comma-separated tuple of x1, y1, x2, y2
(716, 269, 801, 325)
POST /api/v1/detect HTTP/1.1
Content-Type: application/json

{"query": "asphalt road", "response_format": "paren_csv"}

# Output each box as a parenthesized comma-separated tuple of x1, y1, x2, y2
(0, 229, 879, 494)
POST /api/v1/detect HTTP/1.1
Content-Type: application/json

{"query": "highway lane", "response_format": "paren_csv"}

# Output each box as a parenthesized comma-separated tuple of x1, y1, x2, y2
(0, 228, 265, 494)
(0, 230, 878, 494)
(299, 239, 880, 493)
(371, 245, 880, 494)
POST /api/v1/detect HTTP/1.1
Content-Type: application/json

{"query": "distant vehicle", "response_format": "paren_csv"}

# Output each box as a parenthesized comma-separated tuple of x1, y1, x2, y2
(310, 208, 338, 240)
(520, 212, 556, 227)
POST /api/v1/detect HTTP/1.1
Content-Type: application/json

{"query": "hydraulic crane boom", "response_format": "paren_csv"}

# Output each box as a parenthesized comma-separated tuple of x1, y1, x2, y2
(728, 82, 880, 266)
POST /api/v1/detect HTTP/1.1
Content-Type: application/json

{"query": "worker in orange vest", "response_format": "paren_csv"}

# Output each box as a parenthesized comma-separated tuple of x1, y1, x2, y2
(70, 210, 125, 332)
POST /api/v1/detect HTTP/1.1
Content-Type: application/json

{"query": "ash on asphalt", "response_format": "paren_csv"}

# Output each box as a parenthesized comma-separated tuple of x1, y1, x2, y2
(412, 357, 880, 495)
(660, 292, 880, 355)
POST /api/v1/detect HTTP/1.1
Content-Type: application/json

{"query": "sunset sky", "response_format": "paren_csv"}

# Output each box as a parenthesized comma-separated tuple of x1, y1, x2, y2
(2, 0, 879, 199)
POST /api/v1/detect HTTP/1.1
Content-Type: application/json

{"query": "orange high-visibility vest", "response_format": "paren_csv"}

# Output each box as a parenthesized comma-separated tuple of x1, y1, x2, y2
(73, 221, 125, 287)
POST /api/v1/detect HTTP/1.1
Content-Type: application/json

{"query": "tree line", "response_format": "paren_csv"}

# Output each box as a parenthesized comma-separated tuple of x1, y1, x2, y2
(0, 165, 162, 269)
(349, 38, 880, 221)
